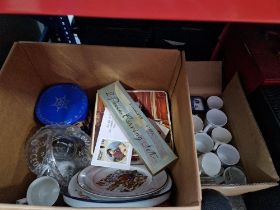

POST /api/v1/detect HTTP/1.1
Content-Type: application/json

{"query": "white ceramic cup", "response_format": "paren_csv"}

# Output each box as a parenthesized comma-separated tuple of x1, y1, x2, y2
(211, 127, 232, 150)
(204, 109, 227, 133)
(200, 167, 225, 184)
(198, 152, 222, 177)
(27, 176, 60, 206)
(223, 166, 247, 184)
(195, 133, 214, 153)
(216, 144, 240, 165)
(207, 96, 223, 110)
(192, 115, 204, 133)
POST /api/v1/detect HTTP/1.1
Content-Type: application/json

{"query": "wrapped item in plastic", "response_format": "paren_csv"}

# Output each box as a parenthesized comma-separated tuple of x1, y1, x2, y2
(26, 125, 92, 186)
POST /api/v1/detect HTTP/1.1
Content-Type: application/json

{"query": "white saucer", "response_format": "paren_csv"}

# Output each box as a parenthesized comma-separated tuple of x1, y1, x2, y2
(64, 173, 172, 207)
(63, 191, 171, 208)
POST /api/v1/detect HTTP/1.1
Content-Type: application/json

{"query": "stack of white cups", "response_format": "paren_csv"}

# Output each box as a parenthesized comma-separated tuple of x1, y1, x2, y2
(192, 96, 246, 185)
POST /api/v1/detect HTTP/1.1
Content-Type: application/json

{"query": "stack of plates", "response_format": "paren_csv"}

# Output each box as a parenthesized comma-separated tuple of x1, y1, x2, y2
(63, 165, 172, 207)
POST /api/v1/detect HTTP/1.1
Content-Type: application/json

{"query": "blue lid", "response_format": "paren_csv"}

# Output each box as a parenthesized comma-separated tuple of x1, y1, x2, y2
(35, 84, 89, 125)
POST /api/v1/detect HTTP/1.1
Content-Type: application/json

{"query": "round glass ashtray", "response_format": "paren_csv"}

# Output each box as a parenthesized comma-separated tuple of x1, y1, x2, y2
(26, 125, 92, 186)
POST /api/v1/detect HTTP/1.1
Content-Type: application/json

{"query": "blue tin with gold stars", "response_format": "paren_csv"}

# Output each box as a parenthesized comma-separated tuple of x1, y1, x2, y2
(35, 84, 89, 125)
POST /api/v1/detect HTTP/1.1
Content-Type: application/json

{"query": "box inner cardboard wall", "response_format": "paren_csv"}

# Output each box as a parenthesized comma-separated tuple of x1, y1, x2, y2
(187, 61, 279, 195)
(0, 43, 200, 207)
(222, 75, 279, 183)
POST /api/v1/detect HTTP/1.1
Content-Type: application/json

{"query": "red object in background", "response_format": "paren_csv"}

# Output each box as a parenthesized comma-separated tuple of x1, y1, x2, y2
(222, 25, 280, 93)
(1, 0, 280, 23)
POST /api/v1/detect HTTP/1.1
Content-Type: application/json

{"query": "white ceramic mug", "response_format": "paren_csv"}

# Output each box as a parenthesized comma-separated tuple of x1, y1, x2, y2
(198, 152, 222, 177)
(195, 133, 214, 153)
(211, 127, 232, 150)
(204, 109, 227, 133)
(200, 167, 225, 184)
(207, 96, 223, 110)
(192, 115, 204, 133)
(27, 176, 60, 206)
(223, 166, 247, 184)
(216, 144, 240, 165)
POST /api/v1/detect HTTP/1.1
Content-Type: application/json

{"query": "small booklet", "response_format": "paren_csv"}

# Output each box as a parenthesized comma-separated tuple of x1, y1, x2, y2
(91, 108, 133, 170)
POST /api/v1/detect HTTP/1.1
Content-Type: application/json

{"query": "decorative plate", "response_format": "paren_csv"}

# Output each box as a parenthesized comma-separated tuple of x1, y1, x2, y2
(64, 172, 172, 207)
(77, 165, 168, 199)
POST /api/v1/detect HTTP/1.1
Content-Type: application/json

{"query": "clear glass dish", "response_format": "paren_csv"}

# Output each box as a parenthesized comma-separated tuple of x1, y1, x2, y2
(26, 125, 92, 186)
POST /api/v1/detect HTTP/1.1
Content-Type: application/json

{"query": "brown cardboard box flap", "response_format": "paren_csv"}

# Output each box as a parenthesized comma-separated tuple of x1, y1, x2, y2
(171, 59, 201, 204)
(202, 183, 278, 196)
(186, 61, 222, 97)
(19, 42, 181, 94)
(223, 74, 279, 183)
(0, 44, 40, 201)
(0, 204, 200, 210)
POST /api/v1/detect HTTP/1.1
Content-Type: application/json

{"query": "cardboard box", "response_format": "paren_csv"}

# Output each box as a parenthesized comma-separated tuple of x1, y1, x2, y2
(0, 43, 200, 209)
(187, 61, 279, 196)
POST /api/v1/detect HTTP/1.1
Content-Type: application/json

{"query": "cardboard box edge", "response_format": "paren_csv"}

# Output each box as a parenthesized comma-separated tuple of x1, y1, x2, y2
(202, 182, 279, 196)
(223, 73, 279, 182)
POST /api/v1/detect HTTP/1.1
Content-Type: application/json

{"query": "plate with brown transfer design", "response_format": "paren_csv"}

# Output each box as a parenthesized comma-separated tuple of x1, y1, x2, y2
(77, 165, 167, 199)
